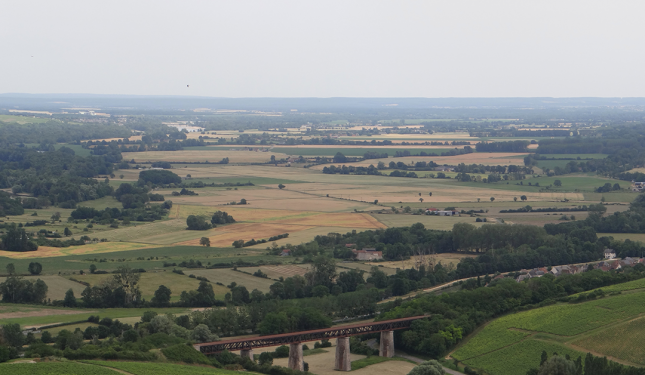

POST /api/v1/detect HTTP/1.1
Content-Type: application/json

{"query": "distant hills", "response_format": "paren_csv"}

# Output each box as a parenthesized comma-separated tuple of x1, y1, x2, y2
(2, 94, 645, 111)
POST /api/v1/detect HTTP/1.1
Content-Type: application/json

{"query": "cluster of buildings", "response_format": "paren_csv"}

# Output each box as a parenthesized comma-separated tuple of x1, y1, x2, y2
(425, 208, 459, 216)
(631, 182, 645, 192)
(343, 244, 384, 260)
(513, 250, 644, 282)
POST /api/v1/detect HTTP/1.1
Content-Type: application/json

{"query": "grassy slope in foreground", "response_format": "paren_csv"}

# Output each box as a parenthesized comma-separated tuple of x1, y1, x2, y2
(82, 361, 254, 375)
(0, 362, 119, 375)
(1, 361, 248, 375)
(452, 286, 645, 375)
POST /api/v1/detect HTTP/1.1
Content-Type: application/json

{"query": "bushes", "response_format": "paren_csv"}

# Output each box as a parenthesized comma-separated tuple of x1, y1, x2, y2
(0, 345, 18, 363)
(161, 343, 211, 365)
(139, 170, 182, 185)
(186, 215, 211, 230)
(314, 339, 332, 348)
(273, 345, 290, 358)
(211, 211, 236, 224)
(349, 336, 378, 356)
(141, 333, 185, 348)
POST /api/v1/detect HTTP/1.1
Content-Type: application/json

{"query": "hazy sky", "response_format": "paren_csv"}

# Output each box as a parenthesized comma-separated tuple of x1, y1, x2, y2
(2, 1, 644, 97)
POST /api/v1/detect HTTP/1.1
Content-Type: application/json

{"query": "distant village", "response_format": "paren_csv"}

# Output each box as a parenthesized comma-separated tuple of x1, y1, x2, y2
(514, 249, 644, 283)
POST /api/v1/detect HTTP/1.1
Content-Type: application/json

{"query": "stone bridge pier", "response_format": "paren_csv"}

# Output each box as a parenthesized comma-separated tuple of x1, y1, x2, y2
(380, 330, 394, 357)
(288, 343, 304, 371)
(240, 349, 253, 360)
(335, 337, 351, 371)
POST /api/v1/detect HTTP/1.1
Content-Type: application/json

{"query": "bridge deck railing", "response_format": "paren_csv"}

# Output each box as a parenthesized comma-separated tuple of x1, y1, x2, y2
(196, 315, 426, 354)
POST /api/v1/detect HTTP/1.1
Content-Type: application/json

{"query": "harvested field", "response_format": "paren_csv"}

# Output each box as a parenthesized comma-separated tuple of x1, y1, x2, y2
(244, 226, 376, 249)
(274, 212, 385, 228)
(0, 276, 86, 300)
(371, 253, 476, 271)
(99, 219, 189, 244)
(173, 212, 384, 247)
(273, 146, 458, 157)
(174, 223, 314, 247)
(188, 268, 274, 293)
(69, 271, 230, 300)
(159, 187, 371, 212)
(337, 262, 398, 275)
(173, 205, 317, 222)
(0, 242, 158, 259)
(123, 150, 287, 164)
(309, 152, 530, 170)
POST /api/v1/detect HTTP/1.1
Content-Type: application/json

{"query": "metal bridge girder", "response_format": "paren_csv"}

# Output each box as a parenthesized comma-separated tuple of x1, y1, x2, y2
(197, 315, 426, 355)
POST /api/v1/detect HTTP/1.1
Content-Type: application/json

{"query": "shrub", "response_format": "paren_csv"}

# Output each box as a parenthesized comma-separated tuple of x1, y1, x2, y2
(141, 333, 185, 348)
(273, 345, 290, 358)
(161, 343, 211, 365)
(259, 351, 274, 365)
(314, 339, 332, 348)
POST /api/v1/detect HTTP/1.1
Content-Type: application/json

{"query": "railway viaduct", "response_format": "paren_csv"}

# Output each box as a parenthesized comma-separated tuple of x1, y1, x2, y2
(195, 315, 426, 371)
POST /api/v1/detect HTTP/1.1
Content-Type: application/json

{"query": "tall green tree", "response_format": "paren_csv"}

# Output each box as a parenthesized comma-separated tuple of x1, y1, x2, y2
(187, 215, 212, 230)
(28, 262, 42, 275)
(63, 288, 77, 307)
(304, 256, 337, 289)
(537, 356, 576, 375)
(112, 266, 141, 304)
(152, 285, 172, 307)
(1, 226, 38, 252)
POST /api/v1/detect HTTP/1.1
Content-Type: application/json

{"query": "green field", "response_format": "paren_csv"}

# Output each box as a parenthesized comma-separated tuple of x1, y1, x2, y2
(0, 275, 86, 300)
(77, 196, 122, 209)
(572, 277, 645, 295)
(0, 114, 52, 124)
(583, 192, 637, 203)
(597, 232, 645, 244)
(372, 213, 485, 230)
(350, 356, 415, 370)
(574, 317, 645, 365)
(535, 154, 609, 170)
(189, 268, 275, 293)
(452, 289, 645, 374)
(0, 244, 285, 275)
(459, 340, 583, 375)
(270, 147, 457, 157)
(457, 173, 630, 195)
(535, 154, 609, 159)
(67, 270, 230, 300)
